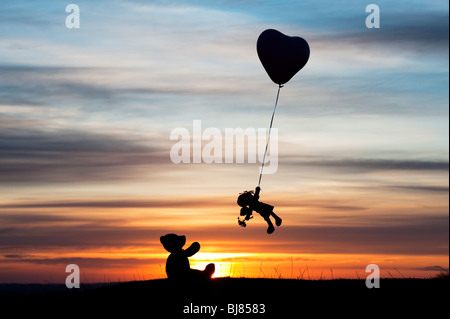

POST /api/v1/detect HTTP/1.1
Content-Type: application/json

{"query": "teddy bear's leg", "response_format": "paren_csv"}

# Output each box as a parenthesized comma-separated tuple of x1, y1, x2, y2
(203, 263, 215, 278)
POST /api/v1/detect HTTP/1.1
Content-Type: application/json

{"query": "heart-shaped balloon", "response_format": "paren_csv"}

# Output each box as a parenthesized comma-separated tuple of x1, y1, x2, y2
(257, 29, 310, 86)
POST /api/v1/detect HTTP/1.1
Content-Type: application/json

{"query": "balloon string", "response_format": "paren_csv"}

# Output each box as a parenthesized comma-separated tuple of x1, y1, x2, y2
(258, 84, 283, 187)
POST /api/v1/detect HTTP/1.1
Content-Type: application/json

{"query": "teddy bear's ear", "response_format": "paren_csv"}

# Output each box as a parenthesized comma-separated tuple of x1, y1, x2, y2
(160, 235, 172, 252)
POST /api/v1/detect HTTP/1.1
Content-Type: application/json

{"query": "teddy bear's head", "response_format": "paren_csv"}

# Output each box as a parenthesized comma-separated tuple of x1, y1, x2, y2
(160, 233, 186, 253)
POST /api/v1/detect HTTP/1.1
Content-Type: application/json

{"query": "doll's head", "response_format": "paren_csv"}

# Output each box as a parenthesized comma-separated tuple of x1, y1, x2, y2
(237, 191, 254, 207)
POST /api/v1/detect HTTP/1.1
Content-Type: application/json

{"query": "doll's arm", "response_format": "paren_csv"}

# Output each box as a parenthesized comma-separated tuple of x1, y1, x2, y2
(254, 187, 261, 201)
(184, 242, 200, 257)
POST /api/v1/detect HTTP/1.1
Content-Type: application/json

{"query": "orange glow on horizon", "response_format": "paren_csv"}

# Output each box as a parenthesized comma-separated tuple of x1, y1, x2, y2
(1, 193, 447, 283)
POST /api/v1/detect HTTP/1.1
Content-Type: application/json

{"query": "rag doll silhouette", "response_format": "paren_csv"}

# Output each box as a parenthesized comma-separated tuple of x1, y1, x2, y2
(237, 186, 282, 234)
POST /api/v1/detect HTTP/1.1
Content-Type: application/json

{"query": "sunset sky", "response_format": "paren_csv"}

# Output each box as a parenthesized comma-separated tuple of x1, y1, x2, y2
(0, 0, 448, 283)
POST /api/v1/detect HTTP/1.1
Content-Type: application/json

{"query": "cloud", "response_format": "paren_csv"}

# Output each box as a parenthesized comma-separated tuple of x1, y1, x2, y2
(0, 224, 160, 249)
(0, 65, 151, 107)
(203, 217, 449, 256)
(313, 10, 449, 54)
(366, 12, 448, 53)
(0, 256, 162, 268)
(0, 198, 230, 209)
(1, 211, 447, 256)
(0, 126, 170, 183)
(288, 157, 449, 173)
(3, 254, 25, 259)
(0, 212, 128, 226)
(0, 63, 263, 128)
(390, 185, 449, 194)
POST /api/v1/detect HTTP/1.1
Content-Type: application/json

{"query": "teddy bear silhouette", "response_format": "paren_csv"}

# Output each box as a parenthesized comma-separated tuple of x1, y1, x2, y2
(160, 234, 215, 281)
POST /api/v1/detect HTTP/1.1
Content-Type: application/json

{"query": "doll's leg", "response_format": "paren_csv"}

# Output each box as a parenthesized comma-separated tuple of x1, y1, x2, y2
(271, 212, 282, 227)
(265, 217, 275, 234)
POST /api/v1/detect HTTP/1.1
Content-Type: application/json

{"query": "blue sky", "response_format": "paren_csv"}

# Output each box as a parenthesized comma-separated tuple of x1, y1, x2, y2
(1, 1, 447, 169)
(0, 1, 448, 282)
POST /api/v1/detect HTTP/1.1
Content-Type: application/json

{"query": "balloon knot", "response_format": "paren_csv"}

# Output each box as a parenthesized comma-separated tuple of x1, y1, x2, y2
(279, 85, 284, 88)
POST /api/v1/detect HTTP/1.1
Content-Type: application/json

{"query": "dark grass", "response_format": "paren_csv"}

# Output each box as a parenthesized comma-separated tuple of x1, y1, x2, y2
(2, 277, 448, 318)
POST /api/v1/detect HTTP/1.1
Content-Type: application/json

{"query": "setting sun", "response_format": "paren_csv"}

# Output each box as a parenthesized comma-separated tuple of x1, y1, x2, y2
(190, 253, 257, 278)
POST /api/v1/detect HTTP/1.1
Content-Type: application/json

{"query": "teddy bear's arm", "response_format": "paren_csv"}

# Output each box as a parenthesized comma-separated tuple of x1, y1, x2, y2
(184, 242, 200, 257)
